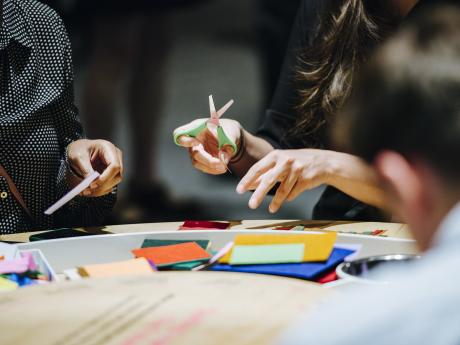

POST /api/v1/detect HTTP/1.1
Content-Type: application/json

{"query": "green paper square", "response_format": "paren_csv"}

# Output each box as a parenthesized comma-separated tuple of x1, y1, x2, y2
(229, 244, 304, 265)
(142, 239, 210, 250)
(170, 260, 204, 271)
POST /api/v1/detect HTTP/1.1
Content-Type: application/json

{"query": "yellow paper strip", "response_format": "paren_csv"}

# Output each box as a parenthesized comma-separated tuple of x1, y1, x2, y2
(219, 232, 337, 263)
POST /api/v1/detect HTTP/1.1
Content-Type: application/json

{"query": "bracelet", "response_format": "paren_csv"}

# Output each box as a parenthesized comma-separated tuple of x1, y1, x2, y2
(229, 129, 246, 165)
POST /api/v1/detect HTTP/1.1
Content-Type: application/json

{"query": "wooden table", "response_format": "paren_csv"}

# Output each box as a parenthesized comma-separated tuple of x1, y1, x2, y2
(0, 221, 417, 345)
(0, 219, 413, 243)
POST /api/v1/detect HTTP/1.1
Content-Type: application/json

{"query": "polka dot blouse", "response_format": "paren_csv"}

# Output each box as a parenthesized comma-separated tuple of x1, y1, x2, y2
(0, 0, 116, 234)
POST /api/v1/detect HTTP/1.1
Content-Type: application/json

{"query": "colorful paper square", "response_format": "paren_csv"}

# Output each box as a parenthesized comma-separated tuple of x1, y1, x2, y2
(229, 244, 304, 265)
(132, 242, 211, 267)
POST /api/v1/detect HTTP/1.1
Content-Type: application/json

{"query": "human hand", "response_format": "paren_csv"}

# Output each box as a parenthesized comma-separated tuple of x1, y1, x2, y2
(236, 149, 335, 213)
(173, 118, 242, 175)
(66, 139, 123, 197)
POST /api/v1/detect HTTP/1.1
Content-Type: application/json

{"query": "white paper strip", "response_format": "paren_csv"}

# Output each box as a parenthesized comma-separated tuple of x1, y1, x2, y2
(44, 171, 100, 215)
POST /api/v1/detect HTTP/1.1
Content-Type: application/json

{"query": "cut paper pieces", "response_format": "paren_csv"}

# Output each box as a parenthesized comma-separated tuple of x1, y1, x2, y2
(179, 220, 230, 230)
(63, 268, 83, 281)
(141, 240, 211, 270)
(78, 258, 155, 278)
(21, 252, 38, 271)
(169, 260, 205, 271)
(315, 270, 338, 284)
(229, 244, 304, 265)
(193, 241, 234, 271)
(45, 171, 100, 215)
(219, 232, 337, 264)
(0, 256, 29, 275)
(132, 242, 211, 267)
(142, 239, 211, 250)
(212, 247, 354, 281)
(0, 276, 18, 291)
(273, 225, 306, 231)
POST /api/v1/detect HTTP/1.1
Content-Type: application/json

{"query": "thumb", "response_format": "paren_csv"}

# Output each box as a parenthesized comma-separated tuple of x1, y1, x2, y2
(177, 136, 200, 148)
(219, 147, 233, 165)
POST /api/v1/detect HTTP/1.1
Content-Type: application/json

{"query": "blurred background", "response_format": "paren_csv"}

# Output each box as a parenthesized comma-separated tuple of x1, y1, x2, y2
(42, 0, 324, 223)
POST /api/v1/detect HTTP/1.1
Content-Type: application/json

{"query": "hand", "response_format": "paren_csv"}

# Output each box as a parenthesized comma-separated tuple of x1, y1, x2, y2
(174, 118, 242, 175)
(236, 149, 334, 213)
(66, 139, 123, 197)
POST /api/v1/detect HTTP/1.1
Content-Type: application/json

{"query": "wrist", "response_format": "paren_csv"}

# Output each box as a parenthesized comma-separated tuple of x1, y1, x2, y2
(318, 150, 343, 186)
(322, 150, 355, 187)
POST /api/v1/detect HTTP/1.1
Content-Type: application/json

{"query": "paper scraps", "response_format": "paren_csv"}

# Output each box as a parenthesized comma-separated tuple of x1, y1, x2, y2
(132, 242, 211, 267)
(78, 258, 155, 278)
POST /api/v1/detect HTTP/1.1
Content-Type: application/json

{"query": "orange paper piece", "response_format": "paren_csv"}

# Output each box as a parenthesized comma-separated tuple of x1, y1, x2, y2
(219, 232, 337, 264)
(0, 256, 4, 261)
(132, 242, 211, 267)
(78, 258, 154, 278)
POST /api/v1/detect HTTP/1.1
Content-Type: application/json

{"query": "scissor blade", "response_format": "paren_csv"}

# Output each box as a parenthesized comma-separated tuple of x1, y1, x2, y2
(209, 94, 218, 119)
(219, 152, 232, 174)
(217, 99, 234, 118)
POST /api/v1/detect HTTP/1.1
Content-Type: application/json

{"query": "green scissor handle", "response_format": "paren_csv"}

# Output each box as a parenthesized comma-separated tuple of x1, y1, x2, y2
(217, 126, 238, 154)
(173, 119, 238, 155)
(173, 120, 207, 146)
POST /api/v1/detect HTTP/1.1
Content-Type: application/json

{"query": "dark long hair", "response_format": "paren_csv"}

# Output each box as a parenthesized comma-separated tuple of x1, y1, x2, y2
(293, 0, 394, 147)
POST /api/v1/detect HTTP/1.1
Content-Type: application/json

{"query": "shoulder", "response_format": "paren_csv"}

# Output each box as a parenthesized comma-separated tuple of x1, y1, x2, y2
(279, 254, 460, 345)
(14, 0, 69, 42)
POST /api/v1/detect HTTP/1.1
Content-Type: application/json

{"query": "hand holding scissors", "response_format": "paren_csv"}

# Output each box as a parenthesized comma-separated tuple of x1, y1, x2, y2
(174, 95, 242, 175)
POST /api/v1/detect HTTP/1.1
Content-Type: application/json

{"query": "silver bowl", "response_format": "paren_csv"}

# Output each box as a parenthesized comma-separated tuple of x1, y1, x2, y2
(336, 254, 421, 284)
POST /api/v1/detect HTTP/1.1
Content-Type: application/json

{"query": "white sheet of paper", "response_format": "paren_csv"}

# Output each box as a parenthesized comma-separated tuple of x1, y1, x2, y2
(44, 171, 100, 215)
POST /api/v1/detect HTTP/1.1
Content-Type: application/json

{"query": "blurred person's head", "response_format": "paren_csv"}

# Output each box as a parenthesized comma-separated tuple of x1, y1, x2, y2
(334, 5, 460, 251)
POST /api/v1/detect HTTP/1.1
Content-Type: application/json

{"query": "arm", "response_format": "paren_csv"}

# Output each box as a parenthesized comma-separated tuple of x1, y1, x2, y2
(175, 0, 321, 176)
(236, 149, 386, 213)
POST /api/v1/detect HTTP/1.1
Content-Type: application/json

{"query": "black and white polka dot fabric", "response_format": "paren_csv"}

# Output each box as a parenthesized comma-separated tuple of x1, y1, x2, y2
(0, 0, 116, 234)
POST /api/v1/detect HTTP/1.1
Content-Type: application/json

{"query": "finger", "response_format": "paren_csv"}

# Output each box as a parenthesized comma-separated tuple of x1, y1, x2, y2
(173, 119, 208, 146)
(117, 149, 124, 178)
(236, 156, 277, 194)
(96, 144, 122, 187)
(218, 148, 232, 165)
(248, 163, 289, 209)
(245, 176, 263, 191)
(190, 144, 222, 166)
(286, 174, 323, 202)
(91, 148, 123, 190)
(269, 169, 300, 213)
(286, 180, 304, 202)
(85, 187, 116, 198)
(178, 136, 201, 148)
(85, 176, 122, 197)
(193, 161, 226, 175)
(70, 151, 94, 178)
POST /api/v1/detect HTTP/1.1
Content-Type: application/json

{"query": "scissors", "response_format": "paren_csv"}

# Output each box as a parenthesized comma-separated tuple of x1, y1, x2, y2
(173, 95, 238, 156)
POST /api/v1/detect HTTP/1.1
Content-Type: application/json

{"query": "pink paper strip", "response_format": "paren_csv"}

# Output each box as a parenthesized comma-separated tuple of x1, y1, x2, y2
(0, 257, 29, 274)
(21, 252, 38, 271)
